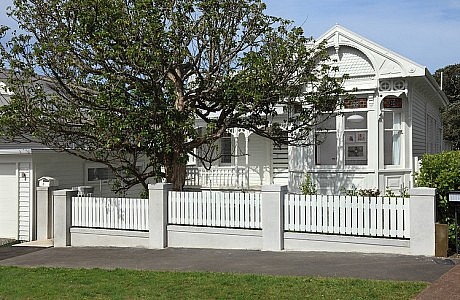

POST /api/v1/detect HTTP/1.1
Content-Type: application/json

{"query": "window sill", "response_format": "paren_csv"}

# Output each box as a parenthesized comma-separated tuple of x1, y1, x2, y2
(309, 167, 375, 174)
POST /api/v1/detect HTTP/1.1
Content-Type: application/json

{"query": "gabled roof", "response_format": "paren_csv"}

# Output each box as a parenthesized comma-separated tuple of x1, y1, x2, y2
(317, 25, 426, 78)
(317, 25, 448, 107)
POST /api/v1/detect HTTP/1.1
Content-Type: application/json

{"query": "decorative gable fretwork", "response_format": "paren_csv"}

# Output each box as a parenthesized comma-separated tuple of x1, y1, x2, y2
(327, 46, 375, 78)
(379, 79, 406, 92)
(0, 82, 13, 95)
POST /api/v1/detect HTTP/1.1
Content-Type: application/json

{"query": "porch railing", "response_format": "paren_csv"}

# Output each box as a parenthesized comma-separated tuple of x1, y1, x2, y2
(185, 166, 247, 189)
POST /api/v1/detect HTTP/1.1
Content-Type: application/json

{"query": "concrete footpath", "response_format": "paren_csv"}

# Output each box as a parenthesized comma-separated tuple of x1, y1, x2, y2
(0, 246, 456, 284)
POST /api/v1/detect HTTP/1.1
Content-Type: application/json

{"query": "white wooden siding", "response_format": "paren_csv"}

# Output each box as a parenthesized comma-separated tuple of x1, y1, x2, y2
(18, 162, 31, 241)
(33, 151, 86, 189)
(411, 89, 427, 157)
(272, 143, 289, 185)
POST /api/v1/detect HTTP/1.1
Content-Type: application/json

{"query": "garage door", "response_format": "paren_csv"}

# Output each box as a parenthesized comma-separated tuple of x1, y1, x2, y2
(0, 163, 19, 239)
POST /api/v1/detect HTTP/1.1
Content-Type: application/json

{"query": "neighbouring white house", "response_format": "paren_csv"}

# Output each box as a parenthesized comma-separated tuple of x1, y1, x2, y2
(0, 138, 144, 241)
(185, 25, 448, 194)
(0, 25, 447, 241)
(0, 76, 145, 240)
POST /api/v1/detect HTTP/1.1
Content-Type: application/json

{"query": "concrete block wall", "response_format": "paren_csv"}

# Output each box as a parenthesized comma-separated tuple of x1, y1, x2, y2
(48, 184, 437, 256)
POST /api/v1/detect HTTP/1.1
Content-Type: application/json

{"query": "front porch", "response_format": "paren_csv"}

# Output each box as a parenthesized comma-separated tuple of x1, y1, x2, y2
(185, 166, 249, 190)
(186, 127, 289, 190)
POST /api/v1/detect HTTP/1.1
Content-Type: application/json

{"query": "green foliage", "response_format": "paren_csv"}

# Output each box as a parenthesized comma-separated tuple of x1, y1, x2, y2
(300, 173, 317, 195)
(340, 185, 380, 197)
(385, 186, 410, 198)
(434, 64, 460, 104)
(415, 151, 460, 248)
(358, 188, 381, 197)
(434, 64, 460, 149)
(441, 102, 460, 150)
(0, 0, 345, 192)
(385, 187, 397, 197)
(0, 267, 427, 299)
(340, 184, 358, 196)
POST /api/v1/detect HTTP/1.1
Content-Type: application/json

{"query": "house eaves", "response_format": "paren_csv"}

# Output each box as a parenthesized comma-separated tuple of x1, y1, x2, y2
(317, 24, 426, 79)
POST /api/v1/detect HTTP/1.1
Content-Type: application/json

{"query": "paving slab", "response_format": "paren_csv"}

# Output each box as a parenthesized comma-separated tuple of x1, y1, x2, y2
(0, 246, 45, 261)
(0, 247, 455, 282)
(415, 263, 460, 299)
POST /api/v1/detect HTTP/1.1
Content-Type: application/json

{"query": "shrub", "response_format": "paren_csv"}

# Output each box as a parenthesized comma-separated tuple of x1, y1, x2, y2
(300, 173, 317, 195)
(340, 185, 380, 197)
(415, 151, 460, 249)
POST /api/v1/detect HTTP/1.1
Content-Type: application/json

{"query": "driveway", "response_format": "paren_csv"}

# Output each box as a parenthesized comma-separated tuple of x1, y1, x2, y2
(0, 246, 455, 282)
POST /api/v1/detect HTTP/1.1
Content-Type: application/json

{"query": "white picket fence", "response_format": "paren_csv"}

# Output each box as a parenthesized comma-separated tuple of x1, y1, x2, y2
(70, 192, 410, 239)
(72, 197, 149, 231)
(168, 191, 262, 229)
(285, 194, 410, 238)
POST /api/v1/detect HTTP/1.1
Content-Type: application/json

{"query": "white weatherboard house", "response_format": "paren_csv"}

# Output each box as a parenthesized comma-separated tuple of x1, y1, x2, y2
(0, 76, 143, 240)
(185, 25, 448, 194)
(0, 25, 447, 241)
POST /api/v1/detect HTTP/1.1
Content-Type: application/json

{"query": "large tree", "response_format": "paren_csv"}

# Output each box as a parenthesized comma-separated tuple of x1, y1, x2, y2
(434, 64, 460, 149)
(0, 0, 344, 192)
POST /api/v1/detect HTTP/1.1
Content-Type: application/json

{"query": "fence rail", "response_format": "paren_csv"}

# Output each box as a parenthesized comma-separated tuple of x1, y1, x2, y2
(168, 191, 261, 229)
(72, 197, 149, 231)
(285, 194, 410, 238)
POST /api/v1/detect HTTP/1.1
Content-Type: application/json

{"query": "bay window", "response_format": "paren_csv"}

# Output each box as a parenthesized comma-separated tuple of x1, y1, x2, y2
(315, 97, 369, 167)
(344, 111, 368, 165)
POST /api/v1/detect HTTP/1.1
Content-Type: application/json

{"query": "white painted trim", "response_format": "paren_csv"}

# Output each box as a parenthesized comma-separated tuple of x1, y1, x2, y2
(0, 149, 32, 155)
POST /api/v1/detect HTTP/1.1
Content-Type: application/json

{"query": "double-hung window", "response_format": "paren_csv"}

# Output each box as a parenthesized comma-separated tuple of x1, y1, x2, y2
(315, 116, 337, 165)
(382, 97, 403, 166)
(220, 133, 232, 164)
(384, 112, 402, 165)
(315, 98, 369, 167)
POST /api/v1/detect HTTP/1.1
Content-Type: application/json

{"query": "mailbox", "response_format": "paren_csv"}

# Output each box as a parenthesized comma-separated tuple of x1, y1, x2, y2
(38, 176, 59, 187)
(449, 191, 460, 255)
(449, 191, 460, 204)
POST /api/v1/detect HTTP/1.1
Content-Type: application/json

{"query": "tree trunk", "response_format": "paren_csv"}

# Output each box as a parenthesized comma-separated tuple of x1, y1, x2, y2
(164, 148, 187, 191)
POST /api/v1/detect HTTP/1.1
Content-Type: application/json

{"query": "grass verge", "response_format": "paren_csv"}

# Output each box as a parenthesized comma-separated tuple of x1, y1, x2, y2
(0, 266, 427, 299)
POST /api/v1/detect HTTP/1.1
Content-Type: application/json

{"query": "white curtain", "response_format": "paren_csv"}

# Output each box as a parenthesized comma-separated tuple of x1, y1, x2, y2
(392, 113, 401, 165)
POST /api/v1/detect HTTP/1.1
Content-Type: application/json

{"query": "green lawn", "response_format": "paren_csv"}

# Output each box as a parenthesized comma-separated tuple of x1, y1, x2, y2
(0, 266, 427, 299)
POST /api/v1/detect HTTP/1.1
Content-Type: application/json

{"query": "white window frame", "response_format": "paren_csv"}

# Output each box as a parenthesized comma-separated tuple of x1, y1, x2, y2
(315, 115, 338, 166)
(220, 133, 232, 165)
(343, 110, 368, 166)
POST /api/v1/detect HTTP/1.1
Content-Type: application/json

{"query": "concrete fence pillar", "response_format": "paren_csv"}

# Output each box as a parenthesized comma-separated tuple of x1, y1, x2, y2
(53, 189, 77, 247)
(148, 183, 172, 249)
(409, 187, 436, 256)
(261, 185, 288, 251)
(36, 186, 56, 240)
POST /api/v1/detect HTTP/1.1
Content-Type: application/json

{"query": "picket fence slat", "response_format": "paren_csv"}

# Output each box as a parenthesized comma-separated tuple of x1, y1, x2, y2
(285, 194, 410, 239)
